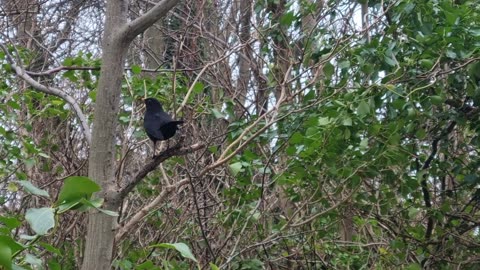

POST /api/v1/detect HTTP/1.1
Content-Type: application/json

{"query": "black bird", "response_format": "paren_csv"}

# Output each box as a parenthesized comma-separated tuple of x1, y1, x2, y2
(143, 98, 184, 156)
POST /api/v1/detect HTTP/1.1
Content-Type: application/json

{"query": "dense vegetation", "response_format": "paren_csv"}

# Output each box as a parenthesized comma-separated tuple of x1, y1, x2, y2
(1, 0, 480, 269)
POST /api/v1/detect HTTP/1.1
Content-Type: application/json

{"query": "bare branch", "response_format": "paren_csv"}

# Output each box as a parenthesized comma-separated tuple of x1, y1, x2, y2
(115, 178, 189, 242)
(0, 43, 92, 144)
(119, 0, 180, 43)
(117, 141, 206, 200)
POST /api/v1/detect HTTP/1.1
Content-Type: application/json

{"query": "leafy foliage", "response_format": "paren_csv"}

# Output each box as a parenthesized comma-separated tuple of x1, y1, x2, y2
(1, 0, 480, 269)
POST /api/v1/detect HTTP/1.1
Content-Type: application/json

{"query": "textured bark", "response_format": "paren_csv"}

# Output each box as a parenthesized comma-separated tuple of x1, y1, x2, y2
(81, 1, 128, 269)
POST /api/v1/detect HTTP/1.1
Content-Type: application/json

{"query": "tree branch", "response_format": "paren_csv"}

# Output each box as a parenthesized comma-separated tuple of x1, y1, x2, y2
(420, 121, 456, 243)
(117, 141, 206, 200)
(119, 0, 180, 43)
(0, 43, 92, 144)
(115, 177, 189, 242)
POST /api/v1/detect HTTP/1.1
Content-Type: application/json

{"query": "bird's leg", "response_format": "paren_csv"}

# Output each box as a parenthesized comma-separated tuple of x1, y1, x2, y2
(153, 141, 156, 158)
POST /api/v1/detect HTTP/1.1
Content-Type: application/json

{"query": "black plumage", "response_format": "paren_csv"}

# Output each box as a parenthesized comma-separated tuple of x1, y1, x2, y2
(143, 98, 184, 156)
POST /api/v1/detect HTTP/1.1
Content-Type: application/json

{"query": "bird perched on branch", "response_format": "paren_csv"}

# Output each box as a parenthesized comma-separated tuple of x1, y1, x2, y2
(143, 98, 184, 156)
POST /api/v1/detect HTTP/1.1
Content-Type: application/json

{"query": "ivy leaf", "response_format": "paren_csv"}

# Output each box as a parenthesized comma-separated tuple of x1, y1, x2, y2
(229, 162, 243, 176)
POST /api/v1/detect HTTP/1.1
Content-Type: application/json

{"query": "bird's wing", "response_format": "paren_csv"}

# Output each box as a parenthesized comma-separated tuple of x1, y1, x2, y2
(155, 112, 174, 126)
(159, 121, 183, 140)
(144, 112, 171, 140)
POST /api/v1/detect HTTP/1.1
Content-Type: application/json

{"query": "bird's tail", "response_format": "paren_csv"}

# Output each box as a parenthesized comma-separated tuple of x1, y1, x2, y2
(173, 120, 184, 125)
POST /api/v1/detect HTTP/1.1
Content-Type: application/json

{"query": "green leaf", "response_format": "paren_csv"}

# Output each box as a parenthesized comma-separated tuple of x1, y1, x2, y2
(359, 138, 369, 150)
(24, 254, 42, 268)
(6, 101, 20, 110)
(56, 200, 82, 213)
(406, 263, 422, 270)
(229, 162, 243, 176)
(79, 198, 119, 216)
(3, 64, 11, 72)
(25, 207, 55, 235)
(24, 158, 35, 170)
(150, 243, 197, 262)
(384, 55, 396, 66)
(38, 152, 51, 159)
(446, 50, 457, 59)
(135, 260, 156, 270)
(131, 65, 142, 74)
(63, 70, 78, 82)
(419, 59, 434, 69)
(464, 174, 478, 185)
(210, 263, 220, 270)
(51, 100, 63, 106)
(16, 181, 50, 198)
(39, 242, 61, 256)
(323, 62, 334, 79)
(19, 234, 37, 240)
(469, 28, 480, 37)
(0, 236, 23, 254)
(193, 82, 204, 93)
(415, 128, 426, 139)
(342, 117, 353, 126)
(280, 11, 296, 26)
(0, 242, 11, 270)
(0, 216, 21, 229)
(208, 146, 218, 154)
(357, 101, 370, 116)
(211, 108, 225, 119)
(47, 260, 61, 270)
(63, 58, 73, 66)
(289, 132, 303, 144)
(429, 95, 443, 105)
(209, 262, 220, 270)
(318, 117, 330, 126)
(408, 208, 420, 219)
(338, 60, 350, 69)
(7, 182, 18, 192)
(56, 176, 100, 205)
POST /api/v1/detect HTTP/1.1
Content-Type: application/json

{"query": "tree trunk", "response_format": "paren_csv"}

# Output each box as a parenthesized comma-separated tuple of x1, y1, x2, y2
(81, 1, 179, 268)
(81, 1, 128, 269)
